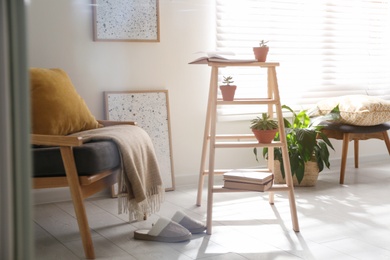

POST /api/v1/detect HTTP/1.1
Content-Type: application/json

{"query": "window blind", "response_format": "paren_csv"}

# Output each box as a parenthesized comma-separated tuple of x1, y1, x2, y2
(216, 0, 390, 120)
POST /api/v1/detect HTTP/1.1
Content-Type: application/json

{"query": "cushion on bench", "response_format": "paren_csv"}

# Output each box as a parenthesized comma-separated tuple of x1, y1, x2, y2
(311, 95, 390, 126)
(33, 140, 121, 177)
(322, 122, 390, 134)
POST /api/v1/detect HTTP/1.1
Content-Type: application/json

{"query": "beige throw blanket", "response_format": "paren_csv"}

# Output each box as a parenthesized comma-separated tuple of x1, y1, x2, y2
(71, 125, 164, 221)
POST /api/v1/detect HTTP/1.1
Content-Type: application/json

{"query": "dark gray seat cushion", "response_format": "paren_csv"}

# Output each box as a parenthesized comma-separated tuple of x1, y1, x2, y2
(33, 140, 121, 177)
(322, 122, 390, 134)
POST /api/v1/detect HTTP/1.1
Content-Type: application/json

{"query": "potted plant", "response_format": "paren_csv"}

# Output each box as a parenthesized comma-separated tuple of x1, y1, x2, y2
(255, 105, 340, 186)
(253, 40, 269, 62)
(220, 76, 237, 101)
(250, 113, 278, 143)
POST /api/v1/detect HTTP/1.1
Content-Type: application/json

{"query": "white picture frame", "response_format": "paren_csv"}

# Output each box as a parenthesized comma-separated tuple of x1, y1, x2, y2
(92, 0, 160, 42)
(105, 90, 175, 191)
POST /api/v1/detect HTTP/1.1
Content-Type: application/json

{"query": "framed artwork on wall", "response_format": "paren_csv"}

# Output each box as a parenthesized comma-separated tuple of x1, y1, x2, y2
(105, 90, 175, 191)
(92, 0, 160, 42)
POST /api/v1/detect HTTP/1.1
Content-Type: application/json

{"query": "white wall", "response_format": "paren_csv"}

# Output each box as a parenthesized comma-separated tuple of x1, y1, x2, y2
(27, 0, 389, 198)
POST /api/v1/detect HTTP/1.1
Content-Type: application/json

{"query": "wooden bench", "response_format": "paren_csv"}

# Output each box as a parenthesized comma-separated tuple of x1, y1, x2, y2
(321, 123, 390, 184)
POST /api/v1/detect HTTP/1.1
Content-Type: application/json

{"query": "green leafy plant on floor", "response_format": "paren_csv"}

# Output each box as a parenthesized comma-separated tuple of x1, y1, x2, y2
(254, 104, 340, 184)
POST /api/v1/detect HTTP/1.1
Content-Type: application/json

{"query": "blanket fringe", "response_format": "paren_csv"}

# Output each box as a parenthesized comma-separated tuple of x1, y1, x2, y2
(118, 185, 165, 222)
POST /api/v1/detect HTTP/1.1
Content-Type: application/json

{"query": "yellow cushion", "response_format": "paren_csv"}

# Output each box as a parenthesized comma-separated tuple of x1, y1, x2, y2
(314, 95, 390, 126)
(30, 68, 100, 135)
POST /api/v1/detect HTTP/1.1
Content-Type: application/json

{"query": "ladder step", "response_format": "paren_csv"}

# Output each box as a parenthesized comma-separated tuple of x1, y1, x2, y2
(217, 98, 278, 105)
(212, 184, 290, 193)
(215, 141, 283, 148)
(202, 168, 272, 175)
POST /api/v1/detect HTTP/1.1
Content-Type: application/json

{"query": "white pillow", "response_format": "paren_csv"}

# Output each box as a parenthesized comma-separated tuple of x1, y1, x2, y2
(314, 95, 390, 126)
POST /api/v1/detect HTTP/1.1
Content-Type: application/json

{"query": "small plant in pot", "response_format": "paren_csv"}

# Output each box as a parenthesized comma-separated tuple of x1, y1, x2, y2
(220, 76, 237, 101)
(250, 113, 278, 144)
(253, 40, 269, 62)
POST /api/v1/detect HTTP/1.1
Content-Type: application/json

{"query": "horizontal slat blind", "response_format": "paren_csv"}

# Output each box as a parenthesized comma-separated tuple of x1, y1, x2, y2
(216, 0, 390, 120)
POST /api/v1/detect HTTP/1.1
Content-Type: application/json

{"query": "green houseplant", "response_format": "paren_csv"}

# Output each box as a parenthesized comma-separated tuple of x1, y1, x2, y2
(220, 76, 237, 101)
(250, 113, 278, 143)
(253, 40, 269, 62)
(256, 105, 340, 185)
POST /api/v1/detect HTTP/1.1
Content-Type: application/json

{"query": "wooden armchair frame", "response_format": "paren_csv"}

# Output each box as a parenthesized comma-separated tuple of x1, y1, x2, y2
(32, 120, 136, 259)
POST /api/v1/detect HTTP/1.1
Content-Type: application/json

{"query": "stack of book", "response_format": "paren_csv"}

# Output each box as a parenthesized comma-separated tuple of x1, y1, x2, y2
(223, 170, 274, 192)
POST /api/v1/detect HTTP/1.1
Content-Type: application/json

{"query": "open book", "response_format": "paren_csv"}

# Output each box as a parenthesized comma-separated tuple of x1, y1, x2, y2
(189, 51, 256, 64)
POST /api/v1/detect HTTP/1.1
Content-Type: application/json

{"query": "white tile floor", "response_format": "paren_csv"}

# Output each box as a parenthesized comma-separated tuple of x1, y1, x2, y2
(33, 160, 390, 259)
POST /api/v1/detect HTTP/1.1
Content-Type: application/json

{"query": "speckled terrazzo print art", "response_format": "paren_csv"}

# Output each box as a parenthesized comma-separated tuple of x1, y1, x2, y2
(95, 0, 158, 41)
(106, 91, 174, 190)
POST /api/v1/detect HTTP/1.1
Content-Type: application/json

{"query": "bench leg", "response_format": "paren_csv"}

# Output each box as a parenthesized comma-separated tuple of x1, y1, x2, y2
(354, 139, 359, 168)
(340, 133, 350, 184)
(383, 131, 390, 155)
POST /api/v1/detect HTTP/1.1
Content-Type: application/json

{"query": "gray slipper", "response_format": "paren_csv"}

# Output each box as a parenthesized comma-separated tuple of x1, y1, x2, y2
(134, 217, 191, 242)
(171, 211, 206, 234)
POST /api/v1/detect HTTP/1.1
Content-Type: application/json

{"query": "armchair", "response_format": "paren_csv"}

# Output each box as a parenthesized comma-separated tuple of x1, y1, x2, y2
(32, 120, 135, 259)
(30, 68, 163, 259)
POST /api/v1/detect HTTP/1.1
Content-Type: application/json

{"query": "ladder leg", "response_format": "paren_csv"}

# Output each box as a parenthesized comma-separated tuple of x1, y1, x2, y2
(206, 171, 214, 235)
(267, 145, 275, 205)
(269, 66, 299, 232)
(206, 67, 219, 234)
(196, 79, 213, 206)
(287, 187, 300, 231)
(268, 192, 275, 204)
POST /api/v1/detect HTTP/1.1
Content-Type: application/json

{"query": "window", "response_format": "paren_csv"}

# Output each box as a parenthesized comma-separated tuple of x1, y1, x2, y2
(216, 0, 390, 120)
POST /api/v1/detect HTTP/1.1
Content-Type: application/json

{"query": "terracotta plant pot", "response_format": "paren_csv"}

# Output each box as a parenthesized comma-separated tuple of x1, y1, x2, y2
(252, 128, 277, 143)
(253, 47, 269, 62)
(220, 85, 237, 101)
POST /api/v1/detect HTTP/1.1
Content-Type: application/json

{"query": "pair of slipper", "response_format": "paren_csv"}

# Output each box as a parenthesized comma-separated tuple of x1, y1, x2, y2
(134, 211, 206, 242)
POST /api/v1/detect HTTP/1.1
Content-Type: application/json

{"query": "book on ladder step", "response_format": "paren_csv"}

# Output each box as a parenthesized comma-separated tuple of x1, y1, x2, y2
(223, 170, 274, 192)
